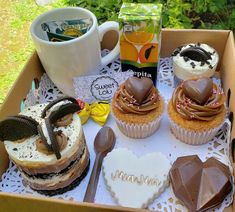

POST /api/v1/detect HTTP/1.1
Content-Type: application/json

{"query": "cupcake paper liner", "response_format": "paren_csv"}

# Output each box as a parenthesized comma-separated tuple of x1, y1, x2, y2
(113, 114, 162, 139)
(169, 116, 224, 145)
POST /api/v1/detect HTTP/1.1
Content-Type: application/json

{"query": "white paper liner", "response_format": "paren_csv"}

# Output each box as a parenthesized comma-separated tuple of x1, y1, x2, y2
(169, 116, 224, 145)
(113, 113, 163, 139)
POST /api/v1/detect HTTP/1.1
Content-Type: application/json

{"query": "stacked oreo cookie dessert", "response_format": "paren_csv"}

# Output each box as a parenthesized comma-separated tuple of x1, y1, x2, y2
(0, 97, 90, 195)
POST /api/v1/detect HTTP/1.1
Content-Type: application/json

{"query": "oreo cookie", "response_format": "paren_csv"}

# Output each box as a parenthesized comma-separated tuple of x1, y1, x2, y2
(45, 118, 61, 159)
(39, 100, 81, 160)
(49, 103, 81, 123)
(16, 115, 39, 130)
(45, 103, 80, 160)
(41, 96, 78, 118)
(37, 124, 52, 152)
(0, 116, 38, 141)
(180, 46, 212, 62)
(35, 159, 90, 196)
(39, 97, 81, 159)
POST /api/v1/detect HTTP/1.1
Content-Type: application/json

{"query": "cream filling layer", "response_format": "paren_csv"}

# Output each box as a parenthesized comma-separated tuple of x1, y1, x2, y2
(22, 147, 89, 190)
(19, 134, 85, 175)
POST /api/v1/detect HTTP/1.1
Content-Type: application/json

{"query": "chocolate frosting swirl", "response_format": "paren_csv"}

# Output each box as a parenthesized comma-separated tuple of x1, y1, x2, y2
(172, 83, 225, 121)
(114, 83, 159, 115)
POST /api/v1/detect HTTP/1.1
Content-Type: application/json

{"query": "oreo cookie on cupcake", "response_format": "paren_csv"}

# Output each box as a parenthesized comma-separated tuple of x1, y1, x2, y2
(112, 77, 164, 139)
(168, 77, 226, 145)
(172, 43, 219, 84)
(0, 97, 90, 195)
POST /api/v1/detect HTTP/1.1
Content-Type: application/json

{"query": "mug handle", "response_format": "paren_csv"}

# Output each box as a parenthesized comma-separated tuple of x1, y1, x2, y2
(98, 21, 120, 66)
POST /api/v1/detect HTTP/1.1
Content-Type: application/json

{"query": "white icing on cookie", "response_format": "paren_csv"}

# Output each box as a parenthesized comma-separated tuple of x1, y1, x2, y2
(102, 148, 171, 208)
(173, 43, 219, 80)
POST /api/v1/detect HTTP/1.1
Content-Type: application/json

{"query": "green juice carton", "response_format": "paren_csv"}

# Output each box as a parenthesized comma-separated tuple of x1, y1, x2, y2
(118, 3, 162, 84)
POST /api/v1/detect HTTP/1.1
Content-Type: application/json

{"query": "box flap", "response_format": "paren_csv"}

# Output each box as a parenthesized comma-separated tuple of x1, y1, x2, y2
(0, 53, 44, 119)
(220, 31, 235, 138)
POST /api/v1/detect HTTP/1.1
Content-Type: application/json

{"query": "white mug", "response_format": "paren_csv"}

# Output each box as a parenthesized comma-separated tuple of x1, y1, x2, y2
(30, 7, 119, 96)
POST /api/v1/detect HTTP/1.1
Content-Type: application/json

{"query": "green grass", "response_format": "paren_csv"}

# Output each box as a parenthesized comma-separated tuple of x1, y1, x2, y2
(0, 0, 67, 105)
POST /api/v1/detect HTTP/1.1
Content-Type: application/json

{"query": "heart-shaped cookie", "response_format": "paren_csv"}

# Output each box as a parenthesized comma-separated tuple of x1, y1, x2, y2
(182, 77, 213, 105)
(170, 155, 232, 212)
(102, 148, 171, 208)
(125, 77, 153, 104)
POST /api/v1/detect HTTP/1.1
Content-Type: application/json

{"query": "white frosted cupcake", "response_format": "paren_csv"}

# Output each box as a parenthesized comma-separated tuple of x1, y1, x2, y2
(112, 77, 164, 139)
(168, 77, 226, 145)
(172, 43, 219, 82)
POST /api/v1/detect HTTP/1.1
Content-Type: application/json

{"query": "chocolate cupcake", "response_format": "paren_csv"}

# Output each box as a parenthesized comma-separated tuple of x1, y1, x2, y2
(168, 77, 226, 145)
(172, 43, 219, 83)
(112, 77, 164, 138)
